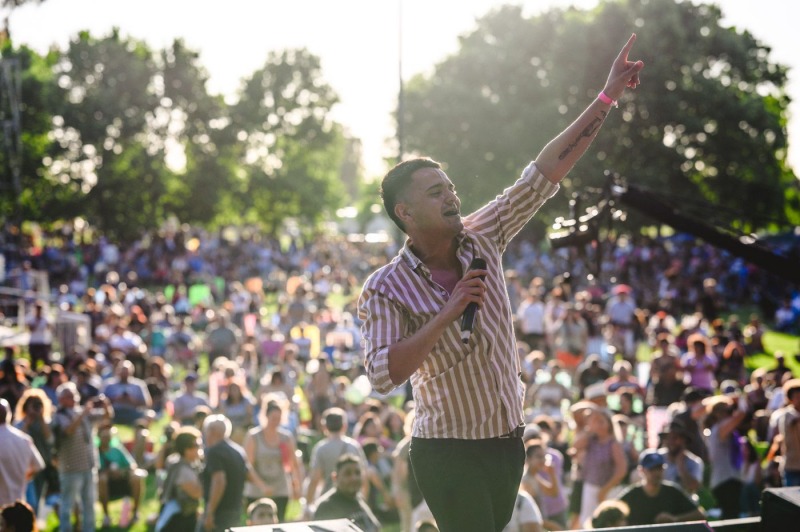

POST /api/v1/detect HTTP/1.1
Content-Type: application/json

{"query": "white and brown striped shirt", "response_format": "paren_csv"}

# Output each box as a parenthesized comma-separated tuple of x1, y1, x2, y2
(358, 162, 559, 439)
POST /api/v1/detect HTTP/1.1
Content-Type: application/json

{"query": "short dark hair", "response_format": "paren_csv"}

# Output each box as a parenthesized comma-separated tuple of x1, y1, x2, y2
(361, 437, 382, 459)
(1, 500, 35, 531)
(381, 157, 441, 232)
(174, 426, 202, 456)
(323, 407, 345, 433)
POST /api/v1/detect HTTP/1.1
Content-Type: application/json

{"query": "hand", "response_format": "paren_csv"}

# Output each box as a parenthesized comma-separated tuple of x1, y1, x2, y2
(655, 512, 677, 524)
(203, 512, 214, 531)
(441, 268, 488, 322)
(603, 34, 644, 101)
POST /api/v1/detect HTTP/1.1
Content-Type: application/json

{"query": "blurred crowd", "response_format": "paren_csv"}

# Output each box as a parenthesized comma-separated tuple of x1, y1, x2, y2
(0, 224, 799, 531)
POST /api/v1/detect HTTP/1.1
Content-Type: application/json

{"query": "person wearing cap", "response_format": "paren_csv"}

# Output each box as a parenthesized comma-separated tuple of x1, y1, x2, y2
(617, 449, 705, 526)
(101, 360, 152, 425)
(171, 372, 210, 425)
(658, 420, 703, 494)
(777, 378, 800, 486)
(583, 381, 608, 408)
(604, 360, 644, 398)
(604, 285, 637, 362)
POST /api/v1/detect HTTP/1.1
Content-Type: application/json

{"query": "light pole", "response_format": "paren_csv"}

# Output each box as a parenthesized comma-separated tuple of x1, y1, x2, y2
(397, 0, 404, 164)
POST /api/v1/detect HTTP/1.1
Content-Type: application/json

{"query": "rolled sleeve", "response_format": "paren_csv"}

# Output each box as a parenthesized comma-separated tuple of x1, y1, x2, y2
(359, 284, 404, 395)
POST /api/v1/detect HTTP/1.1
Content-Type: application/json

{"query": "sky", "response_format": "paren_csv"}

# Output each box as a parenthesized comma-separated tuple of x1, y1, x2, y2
(7, 0, 798, 179)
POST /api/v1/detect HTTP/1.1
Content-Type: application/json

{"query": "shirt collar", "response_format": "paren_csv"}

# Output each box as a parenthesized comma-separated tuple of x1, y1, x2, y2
(400, 232, 471, 273)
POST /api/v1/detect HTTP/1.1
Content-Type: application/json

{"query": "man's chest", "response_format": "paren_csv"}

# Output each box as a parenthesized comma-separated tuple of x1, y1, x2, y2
(429, 268, 460, 295)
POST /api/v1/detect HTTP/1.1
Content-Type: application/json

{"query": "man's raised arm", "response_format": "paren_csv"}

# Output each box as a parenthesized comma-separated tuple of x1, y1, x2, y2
(536, 33, 644, 184)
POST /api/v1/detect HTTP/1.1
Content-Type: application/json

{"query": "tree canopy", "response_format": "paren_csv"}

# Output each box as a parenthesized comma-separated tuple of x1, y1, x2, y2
(401, 0, 798, 234)
(1, 30, 349, 242)
(2, 0, 799, 243)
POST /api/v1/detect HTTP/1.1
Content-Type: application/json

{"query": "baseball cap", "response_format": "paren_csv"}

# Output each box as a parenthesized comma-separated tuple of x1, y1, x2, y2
(783, 378, 800, 399)
(720, 380, 740, 395)
(639, 449, 666, 470)
(184, 372, 198, 382)
(584, 382, 607, 401)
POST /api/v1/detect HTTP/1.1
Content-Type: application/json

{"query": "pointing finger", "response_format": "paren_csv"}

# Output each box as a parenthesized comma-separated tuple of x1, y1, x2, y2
(617, 33, 637, 61)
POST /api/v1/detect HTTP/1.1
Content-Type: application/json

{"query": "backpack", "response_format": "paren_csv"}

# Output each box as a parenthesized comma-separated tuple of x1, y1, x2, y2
(158, 459, 199, 516)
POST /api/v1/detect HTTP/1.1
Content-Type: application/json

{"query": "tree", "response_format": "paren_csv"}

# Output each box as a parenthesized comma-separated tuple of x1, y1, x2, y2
(401, 0, 797, 234)
(0, 43, 68, 222)
(229, 48, 345, 235)
(157, 38, 239, 226)
(48, 29, 165, 242)
(8, 32, 349, 239)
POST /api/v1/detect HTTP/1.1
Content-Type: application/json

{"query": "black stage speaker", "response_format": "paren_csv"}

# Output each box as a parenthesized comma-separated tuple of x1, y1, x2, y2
(229, 518, 364, 531)
(761, 486, 800, 532)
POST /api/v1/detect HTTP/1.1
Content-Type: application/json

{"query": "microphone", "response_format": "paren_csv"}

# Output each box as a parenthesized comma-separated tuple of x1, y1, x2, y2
(460, 257, 487, 344)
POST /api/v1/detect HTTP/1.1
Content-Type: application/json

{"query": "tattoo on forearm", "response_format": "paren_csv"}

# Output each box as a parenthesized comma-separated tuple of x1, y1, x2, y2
(558, 110, 608, 160)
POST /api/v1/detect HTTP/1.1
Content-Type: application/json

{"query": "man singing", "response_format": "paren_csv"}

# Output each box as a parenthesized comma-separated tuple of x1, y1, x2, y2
(358, 35, 643, 532)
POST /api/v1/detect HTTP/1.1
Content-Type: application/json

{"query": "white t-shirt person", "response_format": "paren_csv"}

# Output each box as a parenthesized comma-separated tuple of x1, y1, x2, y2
(503, 490, 543, 532)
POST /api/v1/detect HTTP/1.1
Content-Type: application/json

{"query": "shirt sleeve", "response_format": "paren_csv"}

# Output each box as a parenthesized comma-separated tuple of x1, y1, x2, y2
(205, 447, 223, 474)
(516, 491, 543, 524)
(463, 162, 559, 253)
(688, 455, 704, 484)
(358, 280, 407, 395)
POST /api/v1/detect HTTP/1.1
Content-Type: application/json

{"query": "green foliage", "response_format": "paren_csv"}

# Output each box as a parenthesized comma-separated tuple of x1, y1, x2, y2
(5, 32, 347, 240)
(0, 43, 66, 220)
(402, 0, 797, 233)
(230, 49, 346, 234)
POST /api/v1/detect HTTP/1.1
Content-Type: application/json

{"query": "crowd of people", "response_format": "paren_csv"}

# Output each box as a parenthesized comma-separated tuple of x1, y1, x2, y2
(0, 216, 798, 531)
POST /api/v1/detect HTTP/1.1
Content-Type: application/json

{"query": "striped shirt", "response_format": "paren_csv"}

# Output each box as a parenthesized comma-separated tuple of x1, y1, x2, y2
(358, 162, 559, 439)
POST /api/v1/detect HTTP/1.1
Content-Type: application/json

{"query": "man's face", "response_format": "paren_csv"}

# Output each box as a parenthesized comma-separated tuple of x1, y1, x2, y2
(665, 431, 686, 454)
(398, 167, 462, 236)
(789, 390, 800, 409)
(335, 462, 363, 497)
(692, 341, 706, 356)
(525, 448, 546, 470)
(642, 464, 665, 486)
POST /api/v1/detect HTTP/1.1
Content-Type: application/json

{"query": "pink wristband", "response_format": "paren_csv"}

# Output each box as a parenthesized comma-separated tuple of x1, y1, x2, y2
(598, 91, 618, 107)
